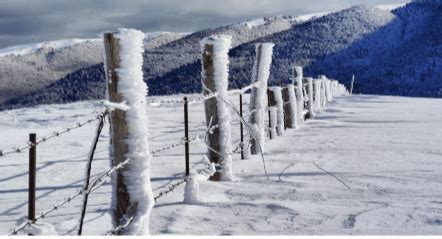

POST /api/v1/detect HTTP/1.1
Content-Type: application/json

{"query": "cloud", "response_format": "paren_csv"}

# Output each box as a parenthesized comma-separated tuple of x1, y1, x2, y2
(0, 0, 409, 48)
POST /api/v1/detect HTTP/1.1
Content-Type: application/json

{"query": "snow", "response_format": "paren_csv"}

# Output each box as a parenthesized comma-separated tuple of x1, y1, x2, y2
(144, 31, 191, 41)
(200, 35, 233, 181)
(240, 18, 267, 29)
(0, 38, 100, 57)
(249, 43, 274, 154)
(292, 11, 331, 22)
(375, 3, 408, 11)
(110, 28, 154, 235)
(1, 94, 442, 235)
(183, 175, 201, 204)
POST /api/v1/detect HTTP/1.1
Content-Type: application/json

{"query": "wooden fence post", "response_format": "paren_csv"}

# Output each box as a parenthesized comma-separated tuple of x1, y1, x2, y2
(267, 89, 276, 139)
(201, 35, 233, 181)
(293, 66, 304, 126)
(104, 32, 132, 229)
(282, 87, 290, 129)
(350, 75, 355, 95)
(249, 43, 274, 155)
(313, 79, 320, 111)
(184, 97, 190, 176)
(103, 30, 155, 234)
(306, 77, 314, 119)
(28, 133, 36, 224)
(271, 87, 284, 136)
(320, 76, 327, 108)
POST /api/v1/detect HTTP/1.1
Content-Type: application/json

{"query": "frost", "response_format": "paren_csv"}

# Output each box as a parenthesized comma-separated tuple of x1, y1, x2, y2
(248, 43, 274, 153)
(314, 79, 322, 111)
(101, 100, 130, 111)
(271, 87, 284, 136)
(287, 85, 299, 129)
(293, 66, 304, 126)
(107, 28, 154, 235)
(306, 77, 315, 118)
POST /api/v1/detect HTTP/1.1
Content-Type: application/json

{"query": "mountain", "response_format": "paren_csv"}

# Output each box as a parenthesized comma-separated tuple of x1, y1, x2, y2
(0, 32, 188, 104)
(2, 1, 441, 110)
(306, 0, 442, 97)
(147, 1, 441, 97)
(0, 14, 316, 109)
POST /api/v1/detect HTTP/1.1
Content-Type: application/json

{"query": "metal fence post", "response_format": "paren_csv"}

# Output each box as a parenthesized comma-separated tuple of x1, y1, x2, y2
(184, 97, 190, 176)
(28, 133, 36, 223)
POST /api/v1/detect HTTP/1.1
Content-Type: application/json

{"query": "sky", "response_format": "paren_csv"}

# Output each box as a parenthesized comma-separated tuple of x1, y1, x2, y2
(0, 0, 408, 48)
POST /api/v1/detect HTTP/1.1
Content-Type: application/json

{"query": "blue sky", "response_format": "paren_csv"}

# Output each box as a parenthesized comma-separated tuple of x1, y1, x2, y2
(0, 0, 409, 48)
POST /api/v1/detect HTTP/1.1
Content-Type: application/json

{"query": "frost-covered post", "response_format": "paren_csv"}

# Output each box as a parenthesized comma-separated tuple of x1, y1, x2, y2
(281, 87, 291, 129)
(350, 75, 355, 95)
(248, 43, 274, 155)
(200, 35, 233, 181)
(293, 66, 304, 126)
(325, 78, 332, 102)
(271, 87, 284, 136)
(313, 79, 321, 111)
(306, 77, 314, 119)
(320, 76, 327, 108)
(103, 29, 154, 235)
(286, 85, 299, 129)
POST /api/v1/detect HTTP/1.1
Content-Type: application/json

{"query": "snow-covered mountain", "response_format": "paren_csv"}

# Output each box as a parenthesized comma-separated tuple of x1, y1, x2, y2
(0, 32, 188, 104)
(306, 0, 442, 97)
(2, 1, 440, 110)
(0, 13, 305, 109)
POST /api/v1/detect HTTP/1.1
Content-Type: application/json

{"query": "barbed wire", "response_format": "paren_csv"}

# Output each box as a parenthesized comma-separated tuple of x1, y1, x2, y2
(104, 216, 134, 236)
(187, 91, 219, 106)
(7, 122, 220, 235)
(154, 177, 188, 201)
(0, 110, 108, 159)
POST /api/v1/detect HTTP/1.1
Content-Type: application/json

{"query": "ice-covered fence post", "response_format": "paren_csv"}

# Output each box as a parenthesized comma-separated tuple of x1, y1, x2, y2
(313, 79, 321, 111)
(28, 133, 36, 224)
(103, 29, 154, 235)
(293, 66, 304, 126)
(248, 43, 274, 155)
(320, 76, 327, 108)
(305, 77, 314, 119)
(271, 87, 284, 136)
(350, 74, 355, 95)
(200, 35, 233, 181)
(287, 85, 299, 129)
(325, 78, 332, 102)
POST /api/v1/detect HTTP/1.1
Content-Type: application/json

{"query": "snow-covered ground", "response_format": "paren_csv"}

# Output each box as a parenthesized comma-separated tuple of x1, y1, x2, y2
(1, 94, 441, 235)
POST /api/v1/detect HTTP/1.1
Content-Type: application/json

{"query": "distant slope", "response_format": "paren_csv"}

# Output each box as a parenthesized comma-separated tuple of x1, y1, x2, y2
(306, 1, 442, 97)
(0, 32, 188, 104)
(4, 2, 441, 110)
(0, 15, 307, 109)
(146, 5, 396, 94)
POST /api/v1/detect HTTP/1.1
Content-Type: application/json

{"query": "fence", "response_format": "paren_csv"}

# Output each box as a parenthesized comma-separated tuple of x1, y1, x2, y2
(2, 32, 349, 235)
